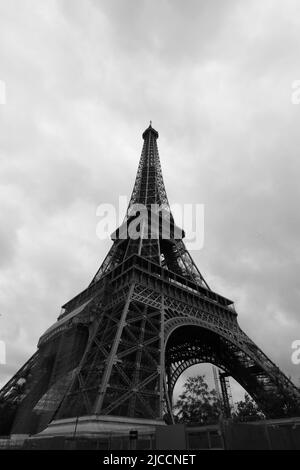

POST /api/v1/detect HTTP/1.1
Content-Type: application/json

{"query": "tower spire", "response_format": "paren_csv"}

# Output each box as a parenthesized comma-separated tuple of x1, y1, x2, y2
(90, 125, 209, 287)
(131, 123, 166, 208)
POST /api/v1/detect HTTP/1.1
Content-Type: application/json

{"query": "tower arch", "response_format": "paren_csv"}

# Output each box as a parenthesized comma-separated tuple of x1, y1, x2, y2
(164, 321, 299, 418)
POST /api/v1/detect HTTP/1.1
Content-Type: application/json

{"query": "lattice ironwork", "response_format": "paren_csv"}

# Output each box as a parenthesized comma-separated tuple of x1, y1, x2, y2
(0, 124, 299, 437)
(90, 124, 208, 287)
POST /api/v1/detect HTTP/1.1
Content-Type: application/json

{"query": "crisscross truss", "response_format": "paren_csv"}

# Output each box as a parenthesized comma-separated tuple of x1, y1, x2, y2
(55, 278, 300, 422)
(1, 256, 300, 435)
(54, 284, 163, 421)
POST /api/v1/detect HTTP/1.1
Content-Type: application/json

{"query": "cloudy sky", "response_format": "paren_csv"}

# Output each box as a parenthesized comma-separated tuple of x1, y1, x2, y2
(0, 0, 300, 399)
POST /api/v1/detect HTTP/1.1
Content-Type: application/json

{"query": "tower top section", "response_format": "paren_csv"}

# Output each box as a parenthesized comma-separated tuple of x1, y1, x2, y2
(142, 122, 159, 140)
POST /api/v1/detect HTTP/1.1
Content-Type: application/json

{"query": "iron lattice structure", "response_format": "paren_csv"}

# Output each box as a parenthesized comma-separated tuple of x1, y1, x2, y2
(0, 124, 300, 436)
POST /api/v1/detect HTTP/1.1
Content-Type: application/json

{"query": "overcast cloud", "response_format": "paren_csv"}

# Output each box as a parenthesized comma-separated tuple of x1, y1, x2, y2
(0, 0, 300, 396)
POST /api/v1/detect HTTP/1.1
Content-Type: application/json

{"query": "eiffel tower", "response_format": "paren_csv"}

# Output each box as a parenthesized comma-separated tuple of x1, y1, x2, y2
(0, 123, 299, 439)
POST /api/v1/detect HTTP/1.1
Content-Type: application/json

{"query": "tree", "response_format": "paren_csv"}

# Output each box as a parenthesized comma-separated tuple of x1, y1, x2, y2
(233, 393, 265, 422)
(174, 374, 222, 425)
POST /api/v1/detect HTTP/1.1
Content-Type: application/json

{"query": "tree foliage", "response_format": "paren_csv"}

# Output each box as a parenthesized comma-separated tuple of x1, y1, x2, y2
(174, 374, 222, 425)
(232, 393, 265, 422)
(174, 375, 267, 425)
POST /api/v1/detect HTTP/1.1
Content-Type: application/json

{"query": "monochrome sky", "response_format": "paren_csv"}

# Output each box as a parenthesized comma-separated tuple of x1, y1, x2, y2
(0, 0, 300, 397)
